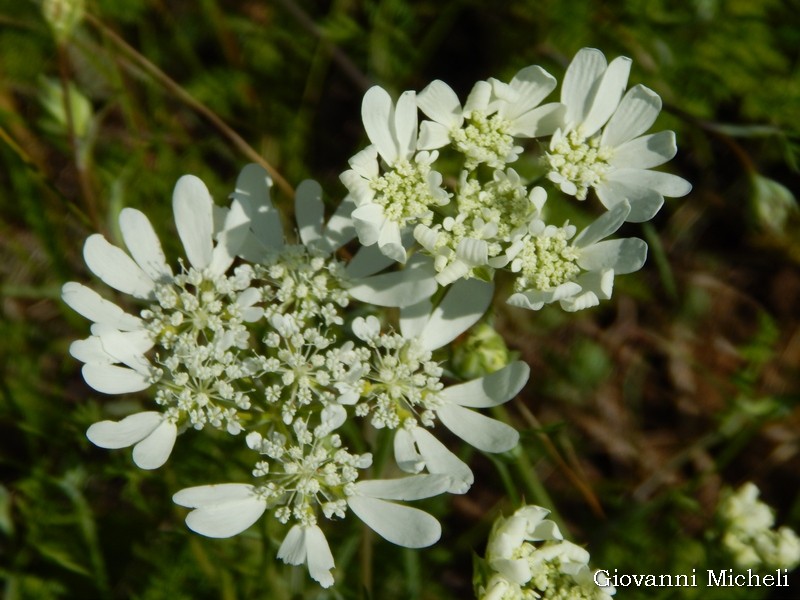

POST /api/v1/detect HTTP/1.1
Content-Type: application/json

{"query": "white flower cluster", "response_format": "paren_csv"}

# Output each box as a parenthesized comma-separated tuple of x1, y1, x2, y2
(341, 48, 690, 312)
(476, 506, 615, 600)
(65, 162, 531, 587)
(64, 48, 691, 590)
(717, 482, 800, 570)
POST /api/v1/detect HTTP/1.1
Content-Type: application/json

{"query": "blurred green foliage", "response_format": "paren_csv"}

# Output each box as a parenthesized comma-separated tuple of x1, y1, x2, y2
(1, 0, 799, 598)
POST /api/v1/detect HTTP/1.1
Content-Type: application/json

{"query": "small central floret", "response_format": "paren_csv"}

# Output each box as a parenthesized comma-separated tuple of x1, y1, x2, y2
(144, 264, 254, 349)
(452, 111, 518, 170)
(140, 264, 257, 434)
(354, 331, 444, 429)
(371, 158, 445, 224)
(512, 229, 581, 292)
(247, 424, 372, 527)
(546, 129, 613, 200)
(258, 245, 348, 326)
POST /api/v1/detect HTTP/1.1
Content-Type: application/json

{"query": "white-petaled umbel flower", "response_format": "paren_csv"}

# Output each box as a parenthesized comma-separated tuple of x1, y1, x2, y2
(417, 67, 563, 170)
(506, 197, 647, 312)
(340, 86, 450, 263)
(413, 168, 540, 286)
(233, 163, 439, 311)
(64, 174, 257, 468)
(477, 505, 615, 600)
(545, 47, 691, 222)
(173, 468, 451, 588)
(717, 482, 800, 570)
(349, 278, 528, 493)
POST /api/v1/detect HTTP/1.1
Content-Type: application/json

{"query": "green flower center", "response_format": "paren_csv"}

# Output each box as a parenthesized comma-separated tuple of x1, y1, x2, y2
(371, 159, 443, 224)
(513, 230, 581, 292)
(452, 111, 516, 170)
(546, 129, 613, 200)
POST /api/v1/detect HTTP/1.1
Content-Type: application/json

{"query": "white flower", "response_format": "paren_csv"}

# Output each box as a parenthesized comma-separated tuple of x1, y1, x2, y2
(277, 524, 336, 587)
(64, 174, 253, 465)
(718, 482, 800, 570)
(86, 411, 177, 470)
(486, 505, 564, 585)
(340, 86, 450, 263)
(507, 199, 647, 312)
(418, 67, 563, 169)
(234, 163, 439, 309)
(352, 278, 528, 492)
(413, 169, 538, 285)
(546, 47, 691, 222)
(479, 505, 615, 600)
(173, 473, 449, 588)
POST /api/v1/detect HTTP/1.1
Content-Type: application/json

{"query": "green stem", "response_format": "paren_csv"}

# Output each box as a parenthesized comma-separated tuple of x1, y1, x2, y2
(86, 13, 294, 199)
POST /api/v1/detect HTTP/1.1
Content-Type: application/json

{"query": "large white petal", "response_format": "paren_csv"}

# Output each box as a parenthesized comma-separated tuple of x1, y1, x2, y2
(595, 178, 664, 222)
(601, 85, 662, 148)
(394, 427, 425, 473)
(86, 411, 161, 449)
(417, 80, 462, 128)
(573, 201, 630, 248)
(346, 243, 395, 278)
(399, 295, 433, 339)
(119, 208, 172, 281)
(411, 427, 474, 494)
(578, 238, 647, 274)
(508, 103, 565, 138)
(347, 144, 380, 180)
(173, 175, 214, 270)
(348, 255, 438, 308)
(339, 169, 374, 207)
(83, 235, 155, 299)
(70, 337, 115, 365)
(352, 474, 451, 501)
(560, 272, 611, 313)
(492, 558, 533, 586)
(62, 282, 143, 330)
(97, 330, 153, 371)
(529, 519, 563, 542)
(320, 195, 357, 253)
(582, 56, 632, 137)
(305, 525, 335, 588)
(439, 362, 529, 408)
(295, 179, 325, 248)
(277, 525, 306, 565)
(346, 496, 442, 548)
(231, 164, 283, 251)
(610, 131, 676, 170)
(377, 218, 406, 264)
(501, 66, 557, 121)
(362, 86, 399, 165)
(507, 282, 581, 311)
(418, 121, 452, 150)
(185, 496, 266, 538)
(437, 403, 519, 453)
(81, 363, 151, 394)
(418, 278, 493, 351)
(610, 168, 692, 198)
(463, 80, 492, 113)
(351, 203, 385, 246)
(209, 197, 250, 275)
(173, 483, 256, 508)
(132, 420, 177, 469)
(561, 48, 607, 126)
(394, 90, 418, 161)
